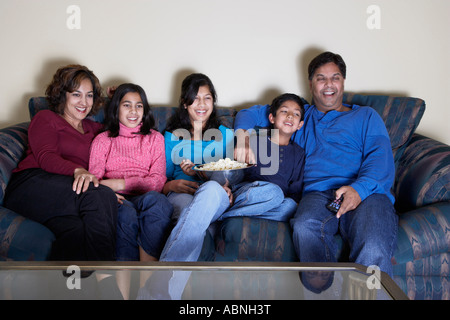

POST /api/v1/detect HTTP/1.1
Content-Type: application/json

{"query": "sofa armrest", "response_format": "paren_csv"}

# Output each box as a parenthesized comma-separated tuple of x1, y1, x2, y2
(0, 122, 29, 205)
(393, 202, 450, 265)
(0, 206, 55, 260)
(0, 122, 55, 260)
(394, 133, 450, 213)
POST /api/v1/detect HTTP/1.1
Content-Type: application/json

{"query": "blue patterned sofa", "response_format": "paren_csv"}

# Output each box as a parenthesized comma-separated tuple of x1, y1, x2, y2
(1, 94, 449, 299)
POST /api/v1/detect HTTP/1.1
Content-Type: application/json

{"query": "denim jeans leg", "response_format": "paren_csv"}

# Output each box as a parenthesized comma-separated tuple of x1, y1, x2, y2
(131, 191, 173, 259)
(290, 190, 339, 263)
(116, 200, 139, 261)
(339, 193, 398, 277)
(153, 181, 230, 299)
(268, 197, 298, 221)
(221, 181, 288, 221)
(160, 180, 230, 262)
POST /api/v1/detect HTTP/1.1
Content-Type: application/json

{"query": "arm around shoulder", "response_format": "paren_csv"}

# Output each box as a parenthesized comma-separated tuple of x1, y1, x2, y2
(234, 104, 271, 131)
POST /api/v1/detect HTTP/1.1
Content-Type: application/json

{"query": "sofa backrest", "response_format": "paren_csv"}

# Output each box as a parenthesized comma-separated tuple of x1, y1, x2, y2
(29, 94, 426, 162)
(0, 94, 427, 204)
(343, 93, 425, 164)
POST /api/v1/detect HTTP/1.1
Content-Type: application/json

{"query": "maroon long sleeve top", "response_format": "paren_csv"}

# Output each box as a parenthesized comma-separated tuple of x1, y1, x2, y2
(15, 110, 102, 176)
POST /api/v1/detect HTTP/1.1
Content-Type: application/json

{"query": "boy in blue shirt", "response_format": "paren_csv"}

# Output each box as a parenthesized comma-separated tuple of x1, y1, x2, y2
(221, 93, 306, 222)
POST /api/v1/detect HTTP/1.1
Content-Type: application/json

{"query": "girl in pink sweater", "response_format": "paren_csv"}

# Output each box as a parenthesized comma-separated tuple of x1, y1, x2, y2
(89, 83, 173, 264)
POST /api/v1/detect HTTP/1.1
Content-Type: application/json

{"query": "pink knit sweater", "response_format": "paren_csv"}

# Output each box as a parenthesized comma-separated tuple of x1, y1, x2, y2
(89, 123, 166, 195)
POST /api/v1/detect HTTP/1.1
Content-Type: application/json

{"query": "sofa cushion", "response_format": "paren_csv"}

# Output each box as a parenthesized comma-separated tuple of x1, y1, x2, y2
(343, 93, 425, 163)
(393, 202, 450, 267)
(214, 217, 298, 262)
(394, 134, 450, 212)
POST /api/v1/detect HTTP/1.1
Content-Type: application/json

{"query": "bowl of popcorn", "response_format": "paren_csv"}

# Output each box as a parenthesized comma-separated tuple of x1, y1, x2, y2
(193, 158, 254, 186)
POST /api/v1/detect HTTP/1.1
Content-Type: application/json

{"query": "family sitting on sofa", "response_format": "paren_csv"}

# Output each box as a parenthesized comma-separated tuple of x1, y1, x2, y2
(3, 52, 399, 292)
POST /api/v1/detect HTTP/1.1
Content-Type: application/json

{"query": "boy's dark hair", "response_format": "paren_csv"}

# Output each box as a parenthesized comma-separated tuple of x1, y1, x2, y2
(269, 93, 305, 121)
(104, 83, 155, 137)
(308, 51, 346, 80)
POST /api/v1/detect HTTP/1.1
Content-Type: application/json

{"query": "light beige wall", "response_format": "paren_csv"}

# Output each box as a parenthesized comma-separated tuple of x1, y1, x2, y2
(1, 0, 449, 144)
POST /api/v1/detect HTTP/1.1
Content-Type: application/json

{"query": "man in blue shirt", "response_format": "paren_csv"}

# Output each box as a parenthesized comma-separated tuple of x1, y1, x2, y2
(234, 52, 398, 277)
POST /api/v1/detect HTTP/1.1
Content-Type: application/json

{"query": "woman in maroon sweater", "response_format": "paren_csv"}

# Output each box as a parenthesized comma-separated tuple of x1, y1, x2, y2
(5, 65, 117, 261)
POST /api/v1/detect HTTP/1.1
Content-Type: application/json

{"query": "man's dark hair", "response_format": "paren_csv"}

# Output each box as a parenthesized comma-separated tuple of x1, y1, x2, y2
(308, 51, 346, 80)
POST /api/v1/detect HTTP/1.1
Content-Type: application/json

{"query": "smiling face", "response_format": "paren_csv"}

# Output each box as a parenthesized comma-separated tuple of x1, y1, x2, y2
(309, 62, 346, 113)
(118, 92, 144, 129)
(63, 78, 94, 124)
(186, 85, 214, 129)
(269, 100, 304, 139)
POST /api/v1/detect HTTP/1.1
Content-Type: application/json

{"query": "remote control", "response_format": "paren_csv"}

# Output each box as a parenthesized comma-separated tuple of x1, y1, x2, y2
(326, 195, 343, 214)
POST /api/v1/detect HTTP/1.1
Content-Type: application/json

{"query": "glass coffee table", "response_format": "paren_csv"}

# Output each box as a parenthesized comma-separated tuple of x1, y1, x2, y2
(0, 261, 408, 300)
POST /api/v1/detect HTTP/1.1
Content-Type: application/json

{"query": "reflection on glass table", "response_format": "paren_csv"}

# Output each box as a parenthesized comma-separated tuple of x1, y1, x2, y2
(0, 262, 408, 300)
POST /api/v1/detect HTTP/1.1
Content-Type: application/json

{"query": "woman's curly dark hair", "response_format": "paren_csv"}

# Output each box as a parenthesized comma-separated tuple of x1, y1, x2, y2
(45, 64, 103, 115)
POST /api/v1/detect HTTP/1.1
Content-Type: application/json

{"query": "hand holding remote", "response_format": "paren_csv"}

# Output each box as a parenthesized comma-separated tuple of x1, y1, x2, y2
(326, 195, 343, 214)
(328, 186, 362, 218)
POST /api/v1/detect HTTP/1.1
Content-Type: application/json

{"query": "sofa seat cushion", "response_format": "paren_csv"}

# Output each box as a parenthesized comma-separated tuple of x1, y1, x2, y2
(214, 217, 298, 262)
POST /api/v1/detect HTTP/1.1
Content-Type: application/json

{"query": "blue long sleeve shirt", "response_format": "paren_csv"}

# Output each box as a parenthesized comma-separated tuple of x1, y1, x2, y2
(234, 104, 395, 204)
(164, 125, 235, 182)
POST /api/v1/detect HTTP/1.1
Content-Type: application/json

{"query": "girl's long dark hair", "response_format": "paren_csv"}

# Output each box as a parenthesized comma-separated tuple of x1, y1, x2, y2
(165, 73, 221, 135)
(103, 83, 155, 137)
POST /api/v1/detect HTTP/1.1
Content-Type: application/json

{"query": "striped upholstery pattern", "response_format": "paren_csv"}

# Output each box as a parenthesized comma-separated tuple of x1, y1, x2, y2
(390, 134, 450, 297)
(395, 134, 450, 213)
(393, 202, 450, 267)
(343, 93, 426, 163)
(394, 275, 449, 300)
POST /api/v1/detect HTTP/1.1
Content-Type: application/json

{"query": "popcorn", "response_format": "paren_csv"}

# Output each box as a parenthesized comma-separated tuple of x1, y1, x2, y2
(199, 158, 248, 171)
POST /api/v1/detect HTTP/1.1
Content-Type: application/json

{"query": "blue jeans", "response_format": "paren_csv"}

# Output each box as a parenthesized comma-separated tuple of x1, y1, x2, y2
(144, 180, 294, 299)
(162, 180, 296, 262)
(222, 181, 297, 222)
(116, 191, 173, 261)
(161, 181, 230, 262)
(290, 190, 398, 277)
